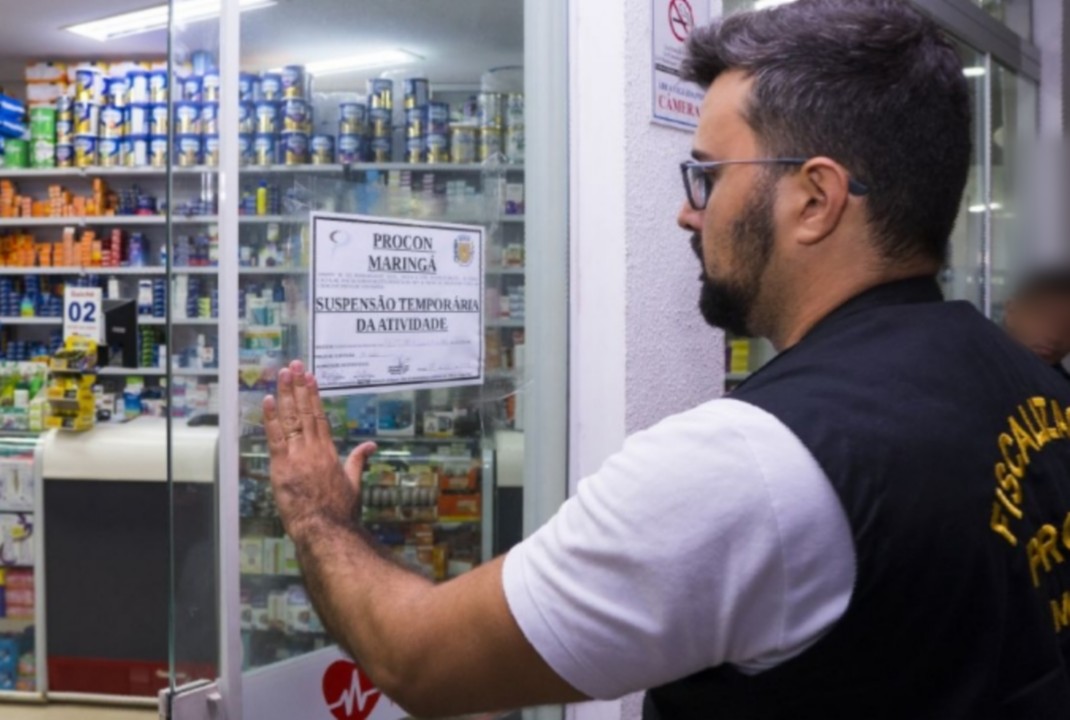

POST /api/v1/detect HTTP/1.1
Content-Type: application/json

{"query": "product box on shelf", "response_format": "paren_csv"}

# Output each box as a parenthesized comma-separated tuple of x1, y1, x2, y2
(0, 514, 34, 567)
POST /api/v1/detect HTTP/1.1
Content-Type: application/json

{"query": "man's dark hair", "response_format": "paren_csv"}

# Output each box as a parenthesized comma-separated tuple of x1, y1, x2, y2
(681, 0, 971, 265)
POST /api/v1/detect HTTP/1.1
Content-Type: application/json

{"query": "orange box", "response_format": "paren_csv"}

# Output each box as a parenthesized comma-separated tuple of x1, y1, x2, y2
(437, 493, 481, 520)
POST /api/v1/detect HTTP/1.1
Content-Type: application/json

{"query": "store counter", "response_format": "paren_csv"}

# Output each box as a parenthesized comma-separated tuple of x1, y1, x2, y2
(41, 417, 219, 698)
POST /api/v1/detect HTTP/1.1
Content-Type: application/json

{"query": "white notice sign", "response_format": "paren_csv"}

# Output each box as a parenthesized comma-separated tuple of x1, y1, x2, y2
(63, 286, 104, 342)
(652, 0, 710, 130)
(310, 213, 484, 395)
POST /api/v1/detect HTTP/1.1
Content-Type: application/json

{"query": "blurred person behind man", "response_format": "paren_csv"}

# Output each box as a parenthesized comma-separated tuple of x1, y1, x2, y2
(1004, 268, 1070, 382)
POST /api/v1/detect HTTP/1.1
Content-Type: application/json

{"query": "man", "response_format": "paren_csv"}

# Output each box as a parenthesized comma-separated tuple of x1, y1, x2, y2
(1005, 269, 1070, 382)
(263, 1, 1070, 717)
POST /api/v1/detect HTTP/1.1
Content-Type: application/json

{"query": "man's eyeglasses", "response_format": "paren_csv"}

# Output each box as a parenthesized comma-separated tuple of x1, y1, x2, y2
(680, 158, 871, 211)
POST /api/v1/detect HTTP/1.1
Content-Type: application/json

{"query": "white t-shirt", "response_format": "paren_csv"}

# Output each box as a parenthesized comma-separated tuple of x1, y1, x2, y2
(502, 398, 856, 700)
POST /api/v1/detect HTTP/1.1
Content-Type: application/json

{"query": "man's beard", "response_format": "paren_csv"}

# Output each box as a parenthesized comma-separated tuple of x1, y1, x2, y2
(694, 184, 776, 337)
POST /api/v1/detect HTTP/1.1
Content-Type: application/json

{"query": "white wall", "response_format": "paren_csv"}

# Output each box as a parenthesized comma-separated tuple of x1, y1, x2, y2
(568, 0, 724, 718)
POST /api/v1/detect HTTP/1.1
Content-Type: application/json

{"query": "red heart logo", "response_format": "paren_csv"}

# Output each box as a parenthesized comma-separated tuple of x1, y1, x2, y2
(322, 660, 382, 720)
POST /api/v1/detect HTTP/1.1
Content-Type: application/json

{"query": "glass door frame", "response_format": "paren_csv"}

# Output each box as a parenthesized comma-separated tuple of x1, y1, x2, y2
(914, 0, 1042, 318)
(165, 1, 572, 719)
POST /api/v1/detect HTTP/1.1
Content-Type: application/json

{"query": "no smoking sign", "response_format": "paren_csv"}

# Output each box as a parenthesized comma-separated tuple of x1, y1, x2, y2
(668, 0, 694, 42)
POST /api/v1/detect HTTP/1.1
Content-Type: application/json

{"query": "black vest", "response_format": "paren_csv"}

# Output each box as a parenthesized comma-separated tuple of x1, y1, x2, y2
(644, 278, 1070, 720)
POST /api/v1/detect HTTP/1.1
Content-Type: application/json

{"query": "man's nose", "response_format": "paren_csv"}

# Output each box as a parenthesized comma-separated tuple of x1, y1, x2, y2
(678, 201, 701, 232)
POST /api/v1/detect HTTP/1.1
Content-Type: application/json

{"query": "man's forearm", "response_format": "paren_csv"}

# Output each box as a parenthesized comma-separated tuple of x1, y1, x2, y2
(291, 513, 434, 693)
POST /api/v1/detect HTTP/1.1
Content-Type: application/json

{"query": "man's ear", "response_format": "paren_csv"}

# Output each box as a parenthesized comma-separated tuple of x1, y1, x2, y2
(783, 157, 853, 247)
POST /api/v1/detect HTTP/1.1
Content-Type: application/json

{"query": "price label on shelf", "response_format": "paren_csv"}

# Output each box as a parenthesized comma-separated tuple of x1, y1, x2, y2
(64, 286, 104, 342)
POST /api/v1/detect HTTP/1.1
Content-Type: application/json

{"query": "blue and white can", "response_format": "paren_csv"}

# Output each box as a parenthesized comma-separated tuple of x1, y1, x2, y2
(405, 106, 426, 138)
(182, 76, 203, 103)
(253, 133, 276, 166)
(100, 106, 125, 138)
(239, 73, 260, 103)
(282, 98, 309, 132)
(200, 103, 219, 135)
(149, 71, 169, 103)
(260, 73, 283, 101)
(175, 101, 201, 135)
(405, 136, 425, 164)
(149, 104, 168, 136)
(255, 102, 279, 134)
(149, 135, 169, 167)
(105, 76, 130, 107)
(73, 134, 98, 167)
(369, 107, 391, 138)
(427, 102, 450, 135)
(75, 66, 105, 104)
(310, 134, 334, 164)
(126, 104, 150, 136)
(280, 131, 308, 165)
(337, 134, 361, 164)
(176, 134, 202, 166)
(404, 78, 429, 109)
(426, 132, 448, 163)
(367, 78, 393, 110)
(281, 66, 305, 99)
(127, 70, 151, 105)
(99, 137, 122, 167)
(237, 134, 254, 165)
(369, 136, 392, 163)
(56, 119, 74, 144)
(125, 136, 149, 167)
(56, 143, 74, 167)
(203, 135, 220, 166)
(238, 103, 256, 135)
(339, 103, 367, 134)
(74, 101, 100, 136)
(202, 72, 221, 103)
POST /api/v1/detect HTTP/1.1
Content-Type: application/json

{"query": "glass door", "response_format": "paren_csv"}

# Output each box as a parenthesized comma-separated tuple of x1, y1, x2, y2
(166, 0, 568, 718)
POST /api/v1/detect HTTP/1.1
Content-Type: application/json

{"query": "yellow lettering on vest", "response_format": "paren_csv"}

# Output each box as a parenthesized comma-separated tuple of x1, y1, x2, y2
(995, 462, 1023, 508)
(1029, 397, 1058, 444)
(999, 433, 1025, 478)
(1028, 525, 1066, 587)
(1051, 591, 1070, 633)
(991, 502, 1018, 546)
(995, 488, 1024, 520)
(1062, 511, 1070, 552)
(1052, 400, 1070, 438)
(1010, 417, 1040, 467)
(1019, 404, 1049, 450)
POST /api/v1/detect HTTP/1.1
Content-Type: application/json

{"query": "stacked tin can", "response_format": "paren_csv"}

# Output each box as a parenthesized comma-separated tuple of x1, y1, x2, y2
(30, 106, 57, 169)
(72, 66, 105, 168)
(367, 78, 393, 163)
(242, 65, 311, 167)
(401, 77, 450, 165)
(335, 101, 366, 164)
(172, 58, 221, 168)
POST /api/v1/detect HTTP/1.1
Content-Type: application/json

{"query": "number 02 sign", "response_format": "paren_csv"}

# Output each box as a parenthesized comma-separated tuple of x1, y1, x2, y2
(64, 286, 104, 342)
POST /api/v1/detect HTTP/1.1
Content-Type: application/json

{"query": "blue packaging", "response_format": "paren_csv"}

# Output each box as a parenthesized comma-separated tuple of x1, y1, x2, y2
(337, 133, 361, 164)
(182, 76, 203, 103)
(191, 50, 216, 76)
(127, 70, 151, 104)
(237, 134, 254, 165)
(176, 134, 203, 166)
(260, 73, 282, 101)
(200, 103, 219, 135)
(253, 134, 276, 166)
(0, 94, 25, 119)
(255, 102, 279, 134)
(238, 103, 255, 134)
(0, 119, 27, 139)
(106, 76, 130, 107)
(126, 104, 150, 135)
(128, 233, 145, 266)
(149, 104, 168, 136)
(202, 72, 221, 103)
(174, 101, 201, 135)
(149, 70, 168, 103)
(238, 73, 259, 103)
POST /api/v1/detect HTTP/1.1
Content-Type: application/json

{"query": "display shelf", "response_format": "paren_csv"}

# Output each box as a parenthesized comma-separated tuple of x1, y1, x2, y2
(486, 267, 525, 276)
(0, 163, 525, 180)
(0, 317, 61, 325)
(0, 504, 33, 513)
(95, 366, 219, 378)
(0, 215, 222, 228)
(0, 266, 167, 276)
(725, 372, 752, 382)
